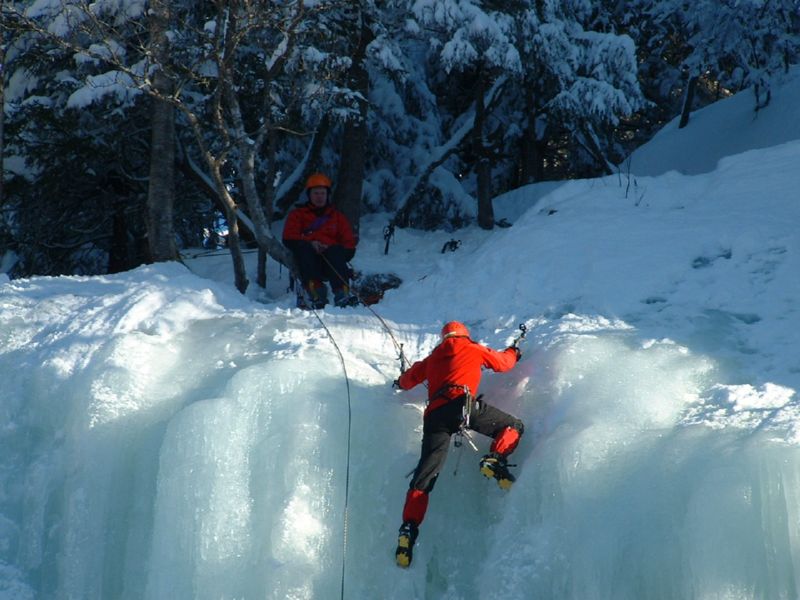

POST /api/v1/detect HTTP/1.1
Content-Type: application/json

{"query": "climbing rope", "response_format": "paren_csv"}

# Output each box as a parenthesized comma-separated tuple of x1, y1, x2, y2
(299, 292, 353, 600)
(295, 257, 413, 596)
(318, 253, 410, 371)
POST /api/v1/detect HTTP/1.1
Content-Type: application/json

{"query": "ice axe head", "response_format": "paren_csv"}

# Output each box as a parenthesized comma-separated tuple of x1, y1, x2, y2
(512, 323, 528, 348)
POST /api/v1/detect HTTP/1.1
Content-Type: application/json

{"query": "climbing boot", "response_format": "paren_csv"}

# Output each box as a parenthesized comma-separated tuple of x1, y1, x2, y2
(395, 521, 419, 568)
(295, 287, 308, 309)
(304, 279, 328, 309)
(333, 286, 359, 308)
(479, 452, 516, 490)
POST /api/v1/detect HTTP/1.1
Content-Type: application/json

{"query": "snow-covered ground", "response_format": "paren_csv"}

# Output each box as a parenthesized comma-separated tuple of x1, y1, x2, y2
(1, 71, 799, 599)
(626, 68, 800, 177)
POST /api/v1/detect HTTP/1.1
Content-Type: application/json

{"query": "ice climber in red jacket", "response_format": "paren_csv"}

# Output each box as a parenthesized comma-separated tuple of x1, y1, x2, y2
(282, 173, 358, 308)
(393, 321, 524, 568)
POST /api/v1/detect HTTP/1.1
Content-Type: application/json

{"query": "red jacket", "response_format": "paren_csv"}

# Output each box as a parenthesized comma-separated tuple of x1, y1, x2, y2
(282, 203, 357, 249)
(398, 337, 518, 416)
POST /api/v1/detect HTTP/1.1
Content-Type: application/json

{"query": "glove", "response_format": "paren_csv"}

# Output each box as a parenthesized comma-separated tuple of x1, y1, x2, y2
(508, 345, 522, 361)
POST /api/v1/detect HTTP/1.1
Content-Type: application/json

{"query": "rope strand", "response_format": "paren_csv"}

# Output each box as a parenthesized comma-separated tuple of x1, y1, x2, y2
(302, 294, 353, 600)
(317, 252, 410, 369)
(294, 258, 416, 595)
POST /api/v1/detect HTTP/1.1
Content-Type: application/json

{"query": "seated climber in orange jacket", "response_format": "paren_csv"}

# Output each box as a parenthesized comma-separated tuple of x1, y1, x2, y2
(282, 173, 358, 309)
(393, 321, 524, 568)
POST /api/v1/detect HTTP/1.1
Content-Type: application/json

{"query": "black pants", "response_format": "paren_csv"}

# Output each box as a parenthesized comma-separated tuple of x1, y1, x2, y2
(288, 241, 352, 291)
(409, 396, 524, 492)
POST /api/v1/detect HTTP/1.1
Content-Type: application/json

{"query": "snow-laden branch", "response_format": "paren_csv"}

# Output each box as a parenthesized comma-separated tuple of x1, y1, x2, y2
(391, 75, 507, 228)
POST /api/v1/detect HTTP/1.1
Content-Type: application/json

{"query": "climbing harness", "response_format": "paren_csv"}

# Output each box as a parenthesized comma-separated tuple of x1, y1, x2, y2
(452, 386, 481, 474)
(401, 323, 531, 479)
(454, 324, 528, 474)
(455, 390, 482, 449)
(423, 383, 479, 447)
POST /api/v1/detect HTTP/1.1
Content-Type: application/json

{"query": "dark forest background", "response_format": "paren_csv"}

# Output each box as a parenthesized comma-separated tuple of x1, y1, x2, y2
(2, 1, 798, 291)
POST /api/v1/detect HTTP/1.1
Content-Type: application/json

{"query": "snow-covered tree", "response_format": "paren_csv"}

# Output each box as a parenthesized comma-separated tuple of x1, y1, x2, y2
(382, 0, 645, 230)
(9, 0, 795, 277)
(624, 0, 800, 132)
(158, 0, 359, 291)
(508, 1, 645, 178)
(5, 0, 357, 290)
(682, 0, 799, 110)
(359, 8, 445, 227)
(408, 0, 522, 228)
(2, 1, 154, 275)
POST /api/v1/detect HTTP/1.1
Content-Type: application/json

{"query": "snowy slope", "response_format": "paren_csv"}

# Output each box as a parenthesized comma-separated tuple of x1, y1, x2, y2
(1, 71, 799, 599)
(626, 66, 800, 176)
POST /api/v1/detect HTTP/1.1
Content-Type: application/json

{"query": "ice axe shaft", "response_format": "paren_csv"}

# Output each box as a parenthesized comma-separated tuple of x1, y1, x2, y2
(511, 323, 528, 348)
(399, 343, 409, 373)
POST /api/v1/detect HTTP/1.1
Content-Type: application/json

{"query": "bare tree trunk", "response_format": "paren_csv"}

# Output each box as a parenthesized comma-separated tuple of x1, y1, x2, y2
(225, 88, 296, 274)
(146, 89, 178, 262)
(577, 124, 614, 175)
(0, 5, 7, 209)
(474, 72, 494, 230)
(519, 133, 545, 185)
(256, 249, 267, 289)
(211, 164, 250, 293)
(754, 82, 771, 111)
(205, 1, 299, 291)
(519, 86, 543, 186)
(223, 214, 249, 294)
(519, 134, 534, 186)
(146, 0, 178, 262)
(108, 203, 129, 273)
(336, 13, 372, 236)
(336, 114, 366, 234)
(476, 156, 493, 230)
(678, 73, 698, 129)
(182, 101, 250, 293)
(256, 128, 280, 289)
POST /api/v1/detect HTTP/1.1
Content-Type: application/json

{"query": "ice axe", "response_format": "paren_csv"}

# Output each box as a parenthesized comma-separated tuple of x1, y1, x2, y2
(392, 343, 410, 390)
(398, 343, 409, 374)
(511, 323, 528, 349)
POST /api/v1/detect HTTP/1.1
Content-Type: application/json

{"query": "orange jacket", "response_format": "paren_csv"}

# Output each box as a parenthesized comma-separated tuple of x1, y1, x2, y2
(398, 336, 518, 416)
(282, 203, 357, 249)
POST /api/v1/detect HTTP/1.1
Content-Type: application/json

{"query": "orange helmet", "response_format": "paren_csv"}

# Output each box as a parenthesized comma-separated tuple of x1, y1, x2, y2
(305, 172, 332, 190)
(441, 321, 469, 340)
